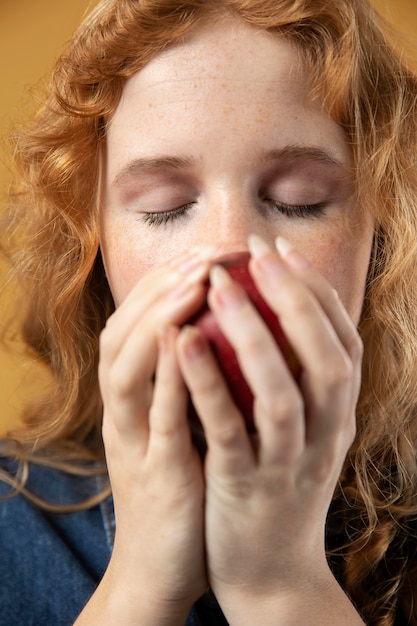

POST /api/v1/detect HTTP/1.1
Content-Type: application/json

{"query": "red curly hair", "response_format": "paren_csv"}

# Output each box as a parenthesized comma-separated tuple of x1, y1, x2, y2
(2, 1, 417, 624)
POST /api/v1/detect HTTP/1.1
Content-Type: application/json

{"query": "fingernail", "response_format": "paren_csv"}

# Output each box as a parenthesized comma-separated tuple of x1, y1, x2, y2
(182, 325, 207, 359)
(275, 236, 293, 257)
(275, 236, 310, 270)
(248, 233, 271, 259)
(210, 264, 232, 288)
(210, 265, 246, 309)
(248, 234, 287, 277)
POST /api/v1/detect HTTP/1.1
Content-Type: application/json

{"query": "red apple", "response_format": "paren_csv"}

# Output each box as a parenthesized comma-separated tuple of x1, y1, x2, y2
(187, 251, 300, 435)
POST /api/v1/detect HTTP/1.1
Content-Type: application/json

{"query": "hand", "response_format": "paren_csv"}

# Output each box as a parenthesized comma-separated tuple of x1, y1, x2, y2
(85, 248, 213, 624)
(176, 235, 363, 624)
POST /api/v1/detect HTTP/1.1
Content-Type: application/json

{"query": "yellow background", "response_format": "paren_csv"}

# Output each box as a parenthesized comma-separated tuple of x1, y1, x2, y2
(0, 0, 416, 435)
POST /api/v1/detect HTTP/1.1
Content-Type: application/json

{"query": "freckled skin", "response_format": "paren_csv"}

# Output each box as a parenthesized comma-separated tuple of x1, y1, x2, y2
(90, 22, 376, 624)
(99, 18, 374, 325)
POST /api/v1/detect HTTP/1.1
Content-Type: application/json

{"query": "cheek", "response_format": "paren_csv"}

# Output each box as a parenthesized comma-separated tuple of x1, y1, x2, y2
(99, 222, 153, 305)
(99, 219, 188, 306)
(307, 228, 372, 325)
(99, 198, 209, 304)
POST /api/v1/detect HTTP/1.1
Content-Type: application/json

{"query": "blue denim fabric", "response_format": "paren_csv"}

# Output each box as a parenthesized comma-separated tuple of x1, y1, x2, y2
(0, 458, 227, 626)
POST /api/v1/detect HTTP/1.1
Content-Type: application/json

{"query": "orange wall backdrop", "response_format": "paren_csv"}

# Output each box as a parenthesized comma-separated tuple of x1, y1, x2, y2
(0, 0, 98, 434)
(0, 0, 416, 435)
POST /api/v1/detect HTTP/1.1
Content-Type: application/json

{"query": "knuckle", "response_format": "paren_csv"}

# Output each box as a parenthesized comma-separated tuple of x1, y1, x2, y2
(99, 325, 116, 358)
(148, 409, 177, 438)
(319, 353, 354, 389)
(239, 331, 269, 360)
(286, 289, 312, 319)
(211, 421, 244, 448)
(345, 413, 357, 445)
(101, 415, 119, 454)
(256, 391, 303, 429)
(261, 392, 302, 418)
(309, 454, 338, 485)
(349, 333, 364, 364)
(191, 373, 221, 399)
(107, 364, 136, 399)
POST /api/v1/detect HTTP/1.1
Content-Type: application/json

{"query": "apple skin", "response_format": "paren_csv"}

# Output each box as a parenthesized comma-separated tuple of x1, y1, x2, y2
(187, 251, 301, 435)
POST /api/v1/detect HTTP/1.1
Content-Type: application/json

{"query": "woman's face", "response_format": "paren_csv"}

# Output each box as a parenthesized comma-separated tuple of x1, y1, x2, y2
(100, 18, 374, 325)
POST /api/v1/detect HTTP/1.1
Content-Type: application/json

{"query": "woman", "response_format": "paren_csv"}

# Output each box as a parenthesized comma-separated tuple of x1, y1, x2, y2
(1, 1, 417, 624)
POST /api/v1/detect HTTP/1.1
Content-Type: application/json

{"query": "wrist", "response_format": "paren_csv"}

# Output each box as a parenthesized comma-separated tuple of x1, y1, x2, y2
(74, 557, 196, 626)
(211, 567, 364, 626)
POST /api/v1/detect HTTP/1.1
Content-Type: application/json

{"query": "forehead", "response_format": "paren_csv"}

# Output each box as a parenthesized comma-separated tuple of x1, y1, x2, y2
(143, 19, 302, 86)
(111, 18, 309, 117)
(106, 16, 350, 174)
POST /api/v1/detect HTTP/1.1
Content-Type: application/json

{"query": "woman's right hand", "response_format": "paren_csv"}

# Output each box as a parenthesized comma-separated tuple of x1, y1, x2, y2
(74, 246, 213, 625)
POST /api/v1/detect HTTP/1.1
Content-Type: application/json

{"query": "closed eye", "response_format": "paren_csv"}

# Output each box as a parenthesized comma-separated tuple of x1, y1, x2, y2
(139, 198, 325, 227)
(266, 199, 325, 219)
(140, 203, 194, 227)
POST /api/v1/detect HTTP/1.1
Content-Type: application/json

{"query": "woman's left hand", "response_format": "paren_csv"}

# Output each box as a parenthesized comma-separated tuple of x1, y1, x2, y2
(176, 235, 364, 625)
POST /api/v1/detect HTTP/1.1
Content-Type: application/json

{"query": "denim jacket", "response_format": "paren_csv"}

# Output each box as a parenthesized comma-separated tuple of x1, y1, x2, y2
(4, 457, 410, 625)
(0, 458, 228, 626)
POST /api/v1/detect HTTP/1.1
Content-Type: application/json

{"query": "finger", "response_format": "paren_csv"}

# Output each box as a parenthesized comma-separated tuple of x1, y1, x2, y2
(99, 292, 198, 454)
(99, 276, 207, 439)
(274, 236, 363, 398)
(247, 236, 358, 450)
(148, 326, 195, 466)
(176, 325, 255, 474)
(103, 245, 213, 358)
(207, 265, 305, 465)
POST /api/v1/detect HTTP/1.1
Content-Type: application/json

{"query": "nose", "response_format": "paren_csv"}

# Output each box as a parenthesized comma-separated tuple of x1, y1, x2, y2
(201, 192, 271, 259)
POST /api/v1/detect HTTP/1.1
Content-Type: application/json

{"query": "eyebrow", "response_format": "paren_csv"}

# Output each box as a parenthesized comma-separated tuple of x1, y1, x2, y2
(112, 155, 194, 187)
(111, 144, 347, 188)
(259, 145, 347, 170)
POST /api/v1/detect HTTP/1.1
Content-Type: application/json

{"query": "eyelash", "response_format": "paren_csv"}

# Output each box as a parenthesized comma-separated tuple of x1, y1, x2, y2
(141, 203, 194, 227)
(266, 200, 325, 219)
(140, 199, 325, 227)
